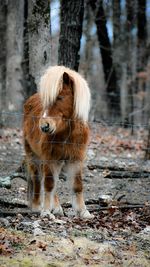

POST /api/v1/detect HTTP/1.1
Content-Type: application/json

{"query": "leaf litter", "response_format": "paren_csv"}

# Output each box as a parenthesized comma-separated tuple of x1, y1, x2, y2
(0, 125, 150, 266)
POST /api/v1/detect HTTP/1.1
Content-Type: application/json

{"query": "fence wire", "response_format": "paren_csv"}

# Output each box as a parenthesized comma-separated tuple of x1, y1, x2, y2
(0, 112, 150, 214)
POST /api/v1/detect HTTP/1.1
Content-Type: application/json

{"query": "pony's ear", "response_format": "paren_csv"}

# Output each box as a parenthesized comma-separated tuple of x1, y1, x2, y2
(63, 72, 70, 85)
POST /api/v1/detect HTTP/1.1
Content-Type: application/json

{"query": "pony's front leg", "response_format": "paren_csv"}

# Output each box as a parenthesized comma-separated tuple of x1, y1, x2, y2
(53, 194, 64, 216)
(67, 162, 94, 219)
(41, 163, 63, 218)
(41, 165, 55, 219)
(24, 140, 41, 211)
(27, 162, 41, 211)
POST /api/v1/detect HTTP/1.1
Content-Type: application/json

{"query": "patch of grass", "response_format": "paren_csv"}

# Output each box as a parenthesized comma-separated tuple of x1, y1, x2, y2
(12, 242, 25, 251)
(0, 258, 33, 267)
(0, 257, 67, 267)
(71, 228, 93, 238)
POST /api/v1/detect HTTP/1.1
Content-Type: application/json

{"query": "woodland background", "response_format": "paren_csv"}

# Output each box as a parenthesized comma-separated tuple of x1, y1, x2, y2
(0, 1, 150, 265)
(0, 0, 150, 127)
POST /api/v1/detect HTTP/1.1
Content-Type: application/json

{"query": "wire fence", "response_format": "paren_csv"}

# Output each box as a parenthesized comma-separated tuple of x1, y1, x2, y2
(0, 111, 150, 215)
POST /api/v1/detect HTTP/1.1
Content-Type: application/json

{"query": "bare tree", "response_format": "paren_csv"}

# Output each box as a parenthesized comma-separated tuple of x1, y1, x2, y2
(145, 121, 150, 160)
(0, 0, 7, 125)
(112, 0, 121, 87)
(90, 0, 120, 118)
(118, 0, 136, 129)
(58, 0, 84, 71)
(82, 1, 93, 79)
(22, 0, 51, 99)
(137, 0, 147, 72)
(6, 0, 24, 106)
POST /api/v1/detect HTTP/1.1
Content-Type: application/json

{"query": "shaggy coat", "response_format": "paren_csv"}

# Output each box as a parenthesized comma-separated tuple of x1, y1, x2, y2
(23, 66, 93, 219)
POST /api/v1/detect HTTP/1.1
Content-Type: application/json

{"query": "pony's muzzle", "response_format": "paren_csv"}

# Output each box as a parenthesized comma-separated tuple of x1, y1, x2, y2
(40, 117, 57, 134)
(40, 123, 50, 133)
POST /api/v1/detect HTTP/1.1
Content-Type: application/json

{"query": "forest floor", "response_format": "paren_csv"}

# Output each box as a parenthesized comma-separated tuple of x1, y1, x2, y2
(0, 123, 150, 267)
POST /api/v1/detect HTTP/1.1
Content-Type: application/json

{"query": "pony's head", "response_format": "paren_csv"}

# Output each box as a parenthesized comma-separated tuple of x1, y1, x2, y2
(39, 66, 91, 134)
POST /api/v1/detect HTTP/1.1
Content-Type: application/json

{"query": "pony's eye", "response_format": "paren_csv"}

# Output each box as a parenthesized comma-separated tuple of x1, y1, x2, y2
(57, 95, 64, 100)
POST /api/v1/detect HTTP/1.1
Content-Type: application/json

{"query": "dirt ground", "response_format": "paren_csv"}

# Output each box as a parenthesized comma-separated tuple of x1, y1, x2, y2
(0, 124, 150, 267)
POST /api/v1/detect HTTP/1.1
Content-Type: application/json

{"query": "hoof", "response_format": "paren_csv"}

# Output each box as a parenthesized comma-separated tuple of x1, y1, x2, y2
(78, 209, 94, 219)
(53, 206, 64, 216)
(30, 201, 41, 212)
(40, 210, 55, 220)
(31, 205, 41, 212)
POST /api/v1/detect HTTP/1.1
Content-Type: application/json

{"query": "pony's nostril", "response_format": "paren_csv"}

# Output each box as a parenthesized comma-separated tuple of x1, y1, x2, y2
(41, 123, 49, 133)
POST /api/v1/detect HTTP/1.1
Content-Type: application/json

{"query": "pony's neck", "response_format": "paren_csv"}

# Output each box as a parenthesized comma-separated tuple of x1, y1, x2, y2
(49, 118, 79, 143)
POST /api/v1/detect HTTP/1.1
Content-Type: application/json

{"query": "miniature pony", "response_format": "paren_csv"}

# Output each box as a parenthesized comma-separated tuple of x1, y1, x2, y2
(23, 65, 93, 219)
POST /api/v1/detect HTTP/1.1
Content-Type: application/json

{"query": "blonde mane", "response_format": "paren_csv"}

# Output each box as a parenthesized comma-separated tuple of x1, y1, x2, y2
(39, 66, 91, 122)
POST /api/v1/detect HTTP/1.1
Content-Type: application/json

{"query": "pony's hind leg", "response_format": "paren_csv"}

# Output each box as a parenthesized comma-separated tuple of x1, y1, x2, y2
(66, 162, 94, 219)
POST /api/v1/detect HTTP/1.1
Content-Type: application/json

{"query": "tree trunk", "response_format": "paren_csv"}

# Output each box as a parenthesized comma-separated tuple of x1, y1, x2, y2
(22, 0, 51, 99)
(5, 0, 24, 126)
(90, 0, 120, 119)
(112, 0, 122, 94)
(137, 0, 147, 72)
(145, 60, 150, 159)
(0, 0, 7, 126)
(58, 0, 84, 71)
(82, 1, 93, 79)
(137, 0, 147, 125)
(145, 124, 150, 160)
(120, 0, 136, 129)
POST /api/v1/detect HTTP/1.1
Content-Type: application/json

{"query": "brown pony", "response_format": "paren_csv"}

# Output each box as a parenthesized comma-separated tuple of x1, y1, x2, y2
(23, 65, 93, 219)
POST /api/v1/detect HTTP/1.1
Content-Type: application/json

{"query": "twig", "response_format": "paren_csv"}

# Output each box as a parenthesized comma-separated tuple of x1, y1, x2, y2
(0, 210, 39, 217)
(103, 171, 150, 179)
(88, 163, 150, 174)
(0, 197, 28, 208)
(62, 199, 100, 208)
(0, 204, 146, 217)
(10, 172, 27, 181)
(88, 204, 147, 212)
